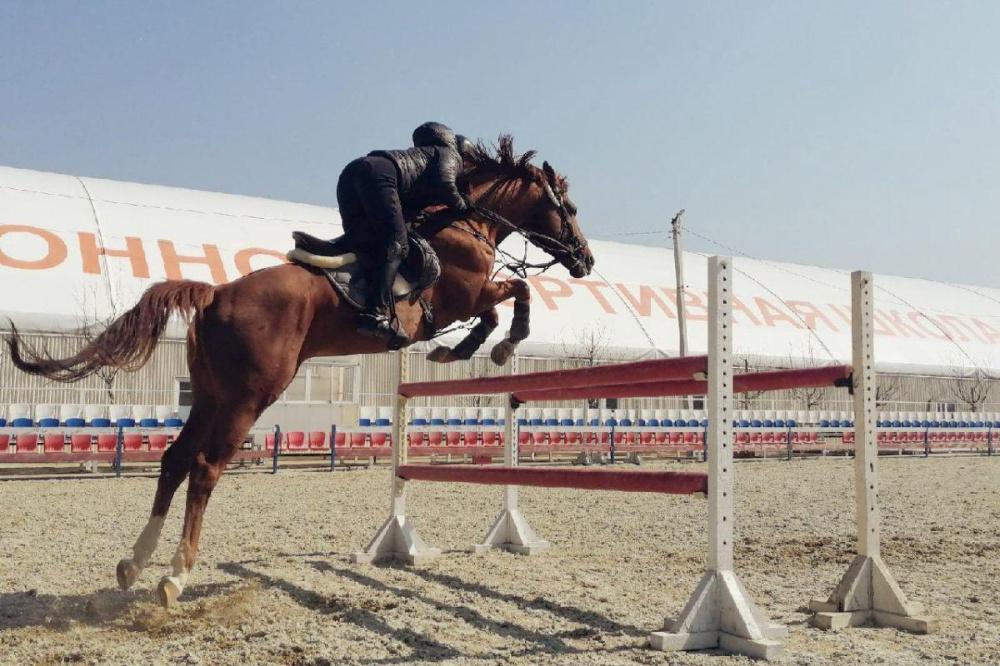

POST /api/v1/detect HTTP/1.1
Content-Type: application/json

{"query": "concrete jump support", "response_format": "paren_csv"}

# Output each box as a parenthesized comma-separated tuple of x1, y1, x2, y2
(807, 272, 936, 634)
(649, 257, 785, 661)
(351, 351, 441, 565)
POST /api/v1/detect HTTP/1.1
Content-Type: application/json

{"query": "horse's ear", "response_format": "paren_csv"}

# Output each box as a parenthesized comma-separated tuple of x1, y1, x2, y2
(542, 161, 557, 184)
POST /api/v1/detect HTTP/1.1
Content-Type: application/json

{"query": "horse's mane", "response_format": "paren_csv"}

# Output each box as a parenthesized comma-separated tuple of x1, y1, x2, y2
(462, 135, 568, 190)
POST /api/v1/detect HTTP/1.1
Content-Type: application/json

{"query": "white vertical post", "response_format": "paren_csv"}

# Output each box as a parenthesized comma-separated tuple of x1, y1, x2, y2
(808, 272, 936, 633)
(352, 351, 440, 565)
(650, 256, 784, 660)
(474, 353, 549, 554)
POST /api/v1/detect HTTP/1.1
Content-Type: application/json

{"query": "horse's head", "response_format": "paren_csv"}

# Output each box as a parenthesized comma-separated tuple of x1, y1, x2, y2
(519, 160, 594, 278)
(462, 137, 595, 279)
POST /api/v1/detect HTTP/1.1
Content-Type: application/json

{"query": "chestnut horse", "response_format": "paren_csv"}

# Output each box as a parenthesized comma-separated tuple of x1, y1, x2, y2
(6, 137, 594, 607)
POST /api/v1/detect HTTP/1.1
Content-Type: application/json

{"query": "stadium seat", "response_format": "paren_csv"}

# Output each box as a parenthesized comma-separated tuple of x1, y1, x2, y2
(9, 404, 32, 427)
(428, 408, 446, 446)
(16, 433, 39, 453)
(164, 417, 184, 428)
(97, 433, 119, 452)
(155, 405, 175, 423)
(59, 403, 83, 425)
(11, 417, 34, 428)
(481, 407, 499, 446)
(84, 404, 107, 426)
(354, 406, 374, 447)
(131, 405, 153, 424)
(445, 407, 463, 446)
(42, 432, 65, 452)
(123, 433, 144, 451)
(463, 407, 480, 446)
(0, 434, 9, 453)
(35, 404, 59, 428)
(372, 407, 392, 447)
(70, 434, 93, 451)
(334, 430, 347, 447)
(409, 407, 430, 447)
(140, 417, 160, 428)
(309, 431, 328, 450)
(264, 433, 277, 451)
(529, 408, 547, 445)
(286, 431, 307, 451)
(148, 434, 171, 451)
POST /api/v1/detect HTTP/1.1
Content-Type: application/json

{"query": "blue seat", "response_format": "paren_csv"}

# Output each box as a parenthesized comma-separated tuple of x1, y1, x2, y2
(139, 418, 160, 428)
(481, 417, 496, 426)
(786, 419, 797, 427)
(574, 418, 585, 426)
(647, 418, 660, 427)
(619, 418, 633, 427)
(739, 419, 750, 428)
(163, 417, 184, 428)
(662, 418, 674, 427)
(588, 418, 600, 426)
(64, 417, 86, 427)
(559, 418, 574, 426)
(411, 417, 429, 426)
(0, 418, 6, 427)
(891, 419, 902, 428)
(751, 419, 763, 427)
(762, 419, 774, 428)
(774, 419, 785, 428)
(91, 417, 112, 428)
(699, 419, 708, 427)
(11, 417, 34, 428)
(39, 417, 60, 428)
(115, 417, 136, 428)
(375, 417, 391, 427)
(605, 418, 618, 427)
(517, 418, 528, 427)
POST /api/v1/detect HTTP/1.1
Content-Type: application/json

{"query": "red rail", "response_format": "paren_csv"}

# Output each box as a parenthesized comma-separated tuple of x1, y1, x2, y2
(397, 464, 708, 495)
(398, 356, 708, 398)
(513, 365, 853, 402)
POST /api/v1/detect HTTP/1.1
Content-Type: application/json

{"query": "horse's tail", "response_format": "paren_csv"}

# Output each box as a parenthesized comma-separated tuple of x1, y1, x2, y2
(6, 280, 216, 383)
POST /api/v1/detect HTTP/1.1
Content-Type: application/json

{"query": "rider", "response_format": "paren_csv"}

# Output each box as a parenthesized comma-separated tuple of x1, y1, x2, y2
(337, 121, 474, 346)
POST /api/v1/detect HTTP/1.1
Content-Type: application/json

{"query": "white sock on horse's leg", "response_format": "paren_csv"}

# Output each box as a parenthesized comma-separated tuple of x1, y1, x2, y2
(157, 543, 190, 607)
(117, 515, 166, 590)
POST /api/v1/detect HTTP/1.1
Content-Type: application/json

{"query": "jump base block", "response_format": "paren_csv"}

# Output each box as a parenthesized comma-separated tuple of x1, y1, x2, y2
(350, 515, 441, 565)
(471, 508, 550, 555)
(649, 570, 785, 661)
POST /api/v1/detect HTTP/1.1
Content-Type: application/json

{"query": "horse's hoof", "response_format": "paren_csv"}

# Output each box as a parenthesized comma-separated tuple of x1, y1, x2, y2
(116, 559, 140, 591)
(427, 346, 455, 363)
(156, 576, 182, 608)
(490, 339, 516, 366)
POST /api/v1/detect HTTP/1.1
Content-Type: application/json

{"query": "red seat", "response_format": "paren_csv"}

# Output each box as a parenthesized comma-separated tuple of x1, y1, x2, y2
(532, 430, 547, 445)
(16, 433, 39, 453)
(286, 431, 307, 450)
(372, 431, 389, 447)
(149, 434, 170, 451)
(71, 433, 93, 452)
(655, 431, 668, 445)
(483, 430, 499, 446)
(445, 430, 462, 446)
(123, 433, 143, 451)
(567, 430, 581, 445)
(408, 431, 425, 447)
(308, 431, 327, 450)
(44, 433, 66, 452)
(97, 433, 118, 452)
(518, 430, 530, 445)
(350, 432, 367, 447)
(264, 433, 277, 451)
(334, 431, 347, 447)
(0, 434, 11, 452)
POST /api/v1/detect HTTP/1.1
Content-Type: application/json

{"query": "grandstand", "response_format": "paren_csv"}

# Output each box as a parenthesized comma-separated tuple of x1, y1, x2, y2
(2, 164, 999, 444)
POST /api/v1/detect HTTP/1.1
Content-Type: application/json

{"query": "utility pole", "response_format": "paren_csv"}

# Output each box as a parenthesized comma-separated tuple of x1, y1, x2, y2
(671, 209, 688, 358)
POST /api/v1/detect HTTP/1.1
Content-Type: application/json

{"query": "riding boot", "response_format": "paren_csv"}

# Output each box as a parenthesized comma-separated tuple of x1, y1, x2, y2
(357, 251, 410, 349)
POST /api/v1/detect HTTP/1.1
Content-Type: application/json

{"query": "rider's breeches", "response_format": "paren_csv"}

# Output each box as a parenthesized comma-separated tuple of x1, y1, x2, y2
(336, 155, 408, 254)
(336, 156, 408, 312)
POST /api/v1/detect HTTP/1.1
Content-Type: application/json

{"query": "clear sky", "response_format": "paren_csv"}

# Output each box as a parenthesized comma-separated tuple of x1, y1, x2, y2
(2, 1, 998, 286)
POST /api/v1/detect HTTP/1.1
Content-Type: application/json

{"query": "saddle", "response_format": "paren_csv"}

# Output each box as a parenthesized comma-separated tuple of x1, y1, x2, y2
(287, 230, 441, 311)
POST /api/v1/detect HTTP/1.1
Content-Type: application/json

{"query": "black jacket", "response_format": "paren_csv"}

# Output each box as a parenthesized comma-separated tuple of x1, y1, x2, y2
(369, 145, 467, 215)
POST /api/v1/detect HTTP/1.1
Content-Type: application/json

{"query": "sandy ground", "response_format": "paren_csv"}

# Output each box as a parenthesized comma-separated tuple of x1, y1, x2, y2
(1, 455, 998, 665)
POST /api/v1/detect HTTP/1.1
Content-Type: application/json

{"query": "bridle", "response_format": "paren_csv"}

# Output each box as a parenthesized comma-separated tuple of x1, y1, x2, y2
(457, 174, 589, 278)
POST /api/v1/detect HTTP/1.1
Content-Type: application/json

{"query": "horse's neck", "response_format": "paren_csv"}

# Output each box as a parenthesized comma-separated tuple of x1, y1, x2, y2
(467, 176, 528, 246)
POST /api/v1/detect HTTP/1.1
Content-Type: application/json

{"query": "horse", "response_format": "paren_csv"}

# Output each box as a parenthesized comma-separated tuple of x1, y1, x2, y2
(5, 136, 594, 607)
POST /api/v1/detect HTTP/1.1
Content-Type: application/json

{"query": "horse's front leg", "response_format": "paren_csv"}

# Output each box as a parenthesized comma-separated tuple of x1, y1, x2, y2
(426, 278, 531, 366)
(488, 278, 530, 366)
(427, 308, 499, 363)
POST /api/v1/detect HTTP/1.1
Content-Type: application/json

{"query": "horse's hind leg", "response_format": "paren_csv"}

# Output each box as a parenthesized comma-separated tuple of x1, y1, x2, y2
(116, 409, 206, 590)
(156, 404, 258, 607)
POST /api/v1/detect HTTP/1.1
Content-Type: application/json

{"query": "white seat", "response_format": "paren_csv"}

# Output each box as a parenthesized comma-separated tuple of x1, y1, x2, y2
(35, 404, 58, 421)
(108, 405, 131, 422)
(131, 404, 153, 421)
(358, 406, 376, 424)
(59, 403, 83, 421)
(155, 405, 175, 422)
(376, 406, 394, 424)
(84, 405, 107, 422)
(9, 404, 30, 420)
